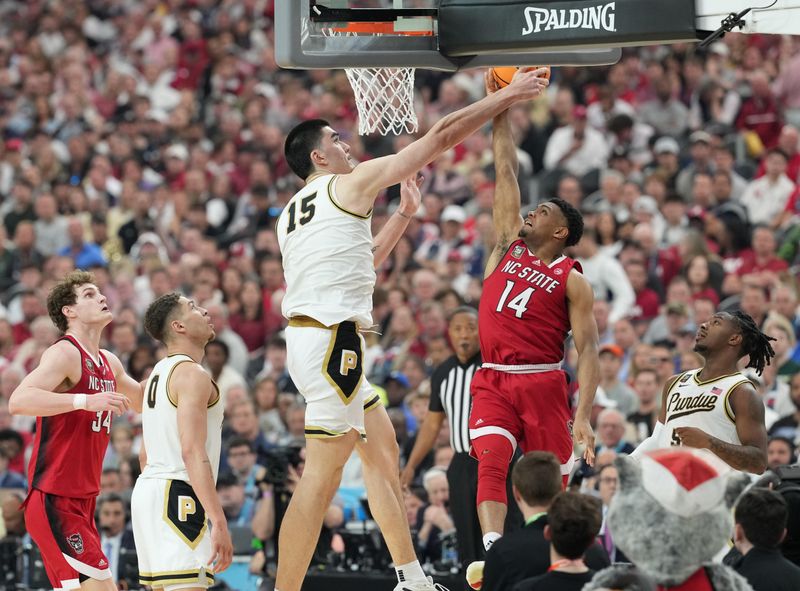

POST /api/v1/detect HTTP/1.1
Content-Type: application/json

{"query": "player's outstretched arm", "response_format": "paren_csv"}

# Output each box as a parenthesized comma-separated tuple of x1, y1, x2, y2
(337, 68, 550, 210)
(9, 342, 130, 417)
(174, 363, 233, 573)
(485, 72, 525, 278)
(400, 410, 446, 489)
(567, 270, 600, 465)
(372, 175, 422, 269)
(103, 349, 144, 413)
(676, 383, 768, 474)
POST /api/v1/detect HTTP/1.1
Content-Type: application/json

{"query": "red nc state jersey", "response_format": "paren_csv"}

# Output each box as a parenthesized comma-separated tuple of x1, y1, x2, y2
(28, 335, 117, 498)
(479, 240, 580, 365)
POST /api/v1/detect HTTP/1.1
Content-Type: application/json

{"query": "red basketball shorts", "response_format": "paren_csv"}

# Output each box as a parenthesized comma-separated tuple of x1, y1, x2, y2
(24, 489, 111, 590)
(469, 369, 576, 476)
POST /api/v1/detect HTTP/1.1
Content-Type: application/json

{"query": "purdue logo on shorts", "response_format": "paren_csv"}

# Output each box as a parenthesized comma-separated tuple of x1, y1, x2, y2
(164, 480, 207, 549)
(324, 322, 364, 405)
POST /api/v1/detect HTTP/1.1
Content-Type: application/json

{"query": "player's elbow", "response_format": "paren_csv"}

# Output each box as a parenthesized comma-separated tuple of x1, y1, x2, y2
(752, 454, 767, 475)
(8, 391, 25, 415)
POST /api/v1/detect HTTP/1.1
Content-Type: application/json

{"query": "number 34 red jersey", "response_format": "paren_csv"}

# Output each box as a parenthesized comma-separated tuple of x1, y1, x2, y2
(479, 240, 581, 366)
(27, 335, 117, 498)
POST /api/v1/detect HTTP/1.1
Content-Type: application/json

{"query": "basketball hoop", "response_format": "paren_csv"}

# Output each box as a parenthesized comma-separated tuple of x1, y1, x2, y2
(322, 22, 431, 136)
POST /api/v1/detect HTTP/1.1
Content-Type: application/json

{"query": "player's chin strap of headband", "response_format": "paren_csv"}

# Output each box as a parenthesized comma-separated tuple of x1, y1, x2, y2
(630, 422, 665, 459)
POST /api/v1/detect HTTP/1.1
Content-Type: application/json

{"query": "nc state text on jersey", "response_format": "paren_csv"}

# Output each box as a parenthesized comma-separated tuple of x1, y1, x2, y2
(88, 375, 115, 392)
(501, 261, 560, 293)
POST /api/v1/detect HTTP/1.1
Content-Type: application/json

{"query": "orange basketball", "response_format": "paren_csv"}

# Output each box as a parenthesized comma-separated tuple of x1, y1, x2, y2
(491, 66, 551, 89)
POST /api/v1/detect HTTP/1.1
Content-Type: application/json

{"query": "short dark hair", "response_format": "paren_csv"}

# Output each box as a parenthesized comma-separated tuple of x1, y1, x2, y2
(97, 492, 126, 512)
(735, 487, 788, 549)
(143, 292, 183, 343)
(448, 305, 478, 323)
(549, 198, 584, 247)
(512, 451, 562, 506)
(284, 119, 330, 179)
(47, 270, 96, 333)
(548, 492, 603, 559)
(227, 436, 254, 454)
(205, 339, 230, 360)
(769, 435, 795, 456)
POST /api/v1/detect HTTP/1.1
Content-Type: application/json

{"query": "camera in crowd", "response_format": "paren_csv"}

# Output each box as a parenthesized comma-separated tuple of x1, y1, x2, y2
(257, 446, 304, 488)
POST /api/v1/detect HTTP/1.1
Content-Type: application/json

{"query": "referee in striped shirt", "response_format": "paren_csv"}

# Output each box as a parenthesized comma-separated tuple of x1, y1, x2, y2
(401, 306, 520, 571)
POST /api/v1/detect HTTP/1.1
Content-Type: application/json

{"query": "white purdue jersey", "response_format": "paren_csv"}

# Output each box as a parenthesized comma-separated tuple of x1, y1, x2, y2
(658, 369, 751, 449)
(139, 354, 223, 483)
(277, 174, 375, 328)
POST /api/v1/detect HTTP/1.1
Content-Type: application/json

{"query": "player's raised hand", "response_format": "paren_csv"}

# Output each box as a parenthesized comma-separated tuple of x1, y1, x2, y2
(485, 69, 500, 95)
(85, 392, 130, 416)
(208, 523, 233, 574)
(398, 174, 423, 218)
(572, 417, 596, 466)
(506, 67, 550, 101)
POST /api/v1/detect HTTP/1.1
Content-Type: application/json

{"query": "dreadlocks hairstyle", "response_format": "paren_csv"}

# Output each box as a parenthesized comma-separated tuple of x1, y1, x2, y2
(732, 310, 776, 376)
(548, 198, 584, 247)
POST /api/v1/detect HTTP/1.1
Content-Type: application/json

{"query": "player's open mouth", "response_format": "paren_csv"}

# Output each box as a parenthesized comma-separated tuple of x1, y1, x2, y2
(524, 220, 533, 227)
(102, 306, 109, 312)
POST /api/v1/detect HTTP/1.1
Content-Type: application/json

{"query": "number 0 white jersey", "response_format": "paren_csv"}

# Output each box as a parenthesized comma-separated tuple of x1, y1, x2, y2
(658, 369, 751, 448)
(277, 174, 375, 328)
(139, 354, 223, 483)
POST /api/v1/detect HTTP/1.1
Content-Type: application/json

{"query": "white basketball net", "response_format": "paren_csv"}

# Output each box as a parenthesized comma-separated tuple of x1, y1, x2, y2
(322, 28, 419, 136)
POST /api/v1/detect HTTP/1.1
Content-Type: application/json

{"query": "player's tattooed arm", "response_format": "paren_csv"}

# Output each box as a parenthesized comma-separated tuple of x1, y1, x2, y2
(676, 383, 767, 473)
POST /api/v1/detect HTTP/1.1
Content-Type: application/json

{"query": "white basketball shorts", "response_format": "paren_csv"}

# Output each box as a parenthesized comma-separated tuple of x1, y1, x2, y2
(286, 316, 381, 440)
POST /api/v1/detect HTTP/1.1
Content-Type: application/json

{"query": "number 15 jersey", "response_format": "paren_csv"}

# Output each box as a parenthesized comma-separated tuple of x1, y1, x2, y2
(479, 239, 581, 365)
(278, 174, 376, 329)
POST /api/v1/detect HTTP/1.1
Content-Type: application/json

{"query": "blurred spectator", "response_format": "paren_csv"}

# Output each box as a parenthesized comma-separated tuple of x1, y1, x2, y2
(626, 368, 660, 445)
(730, 488, 800, 591)
(216, 472, 257, 527)
(572, 228, 635, 324)
(483, 452, 608, 591)
(513, 492, 603, 591)
(97, 493, 137, 586)
(767, 436, 796, 471)
(740, 149, 796, 228)
(597, 345, 636, 416)
(543, 105, 609, 177)
(595, 409, 635, 455)
(227, 400, 273, 466)
(415, 467, 455, 563)
(204, 339, 247, 398)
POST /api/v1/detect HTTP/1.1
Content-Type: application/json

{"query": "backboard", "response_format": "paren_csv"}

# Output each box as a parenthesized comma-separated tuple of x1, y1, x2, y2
(275, 0, 623, 72)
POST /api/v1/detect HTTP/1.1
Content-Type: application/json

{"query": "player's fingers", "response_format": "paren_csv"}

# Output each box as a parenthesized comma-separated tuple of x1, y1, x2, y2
(415, 174, 424, 188)
(208, 546, 220, 571)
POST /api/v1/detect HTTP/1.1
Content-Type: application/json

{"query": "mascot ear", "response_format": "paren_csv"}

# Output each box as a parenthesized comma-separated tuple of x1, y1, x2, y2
(725, 472, 754, 510)
(614, 454, 641, 489)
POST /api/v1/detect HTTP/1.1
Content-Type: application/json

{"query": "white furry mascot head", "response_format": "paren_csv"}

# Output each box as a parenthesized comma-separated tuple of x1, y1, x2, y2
(584, 449, 753, 591)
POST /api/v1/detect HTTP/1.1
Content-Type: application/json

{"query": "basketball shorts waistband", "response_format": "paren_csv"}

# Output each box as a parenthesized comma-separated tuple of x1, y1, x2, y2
(481, 362, 563, 374)
(288, 315, 364, 331)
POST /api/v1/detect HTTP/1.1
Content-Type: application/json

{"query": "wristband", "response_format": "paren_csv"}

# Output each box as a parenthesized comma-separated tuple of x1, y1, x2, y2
(397, 210, 411, 219)
(73, 393, 88, 410)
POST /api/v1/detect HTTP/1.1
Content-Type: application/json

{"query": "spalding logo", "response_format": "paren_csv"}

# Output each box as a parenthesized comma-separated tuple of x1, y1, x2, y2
(522, 2, 617, 35)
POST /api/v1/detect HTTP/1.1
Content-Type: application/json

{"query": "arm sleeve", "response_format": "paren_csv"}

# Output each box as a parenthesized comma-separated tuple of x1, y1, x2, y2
(429, 367, 445, 413)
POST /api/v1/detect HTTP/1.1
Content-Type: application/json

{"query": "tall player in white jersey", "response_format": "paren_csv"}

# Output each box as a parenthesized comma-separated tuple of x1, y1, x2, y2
(131, 293, 232, 591)
(275, 69, 551, 591)
(632, 311, 771, 474)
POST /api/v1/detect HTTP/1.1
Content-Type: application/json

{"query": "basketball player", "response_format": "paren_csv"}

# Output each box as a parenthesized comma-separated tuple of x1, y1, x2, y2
(9, 270, 144, 591)
(276, 68, 550, 591)
(131, 293, 232, 590)
(631, 311, 771, 474)
(465, 73, 599, 590)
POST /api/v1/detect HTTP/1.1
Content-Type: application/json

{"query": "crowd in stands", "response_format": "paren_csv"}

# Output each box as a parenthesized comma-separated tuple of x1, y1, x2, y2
(1, 0, 800, 588)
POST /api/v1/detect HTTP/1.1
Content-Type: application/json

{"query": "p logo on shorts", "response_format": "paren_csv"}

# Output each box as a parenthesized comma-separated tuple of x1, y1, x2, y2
(164, 480, 207, 549)
(324, 322, 364, 405)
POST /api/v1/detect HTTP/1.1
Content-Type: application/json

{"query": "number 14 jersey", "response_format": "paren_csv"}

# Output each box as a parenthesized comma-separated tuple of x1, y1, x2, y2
(479, 240, 581, 365)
